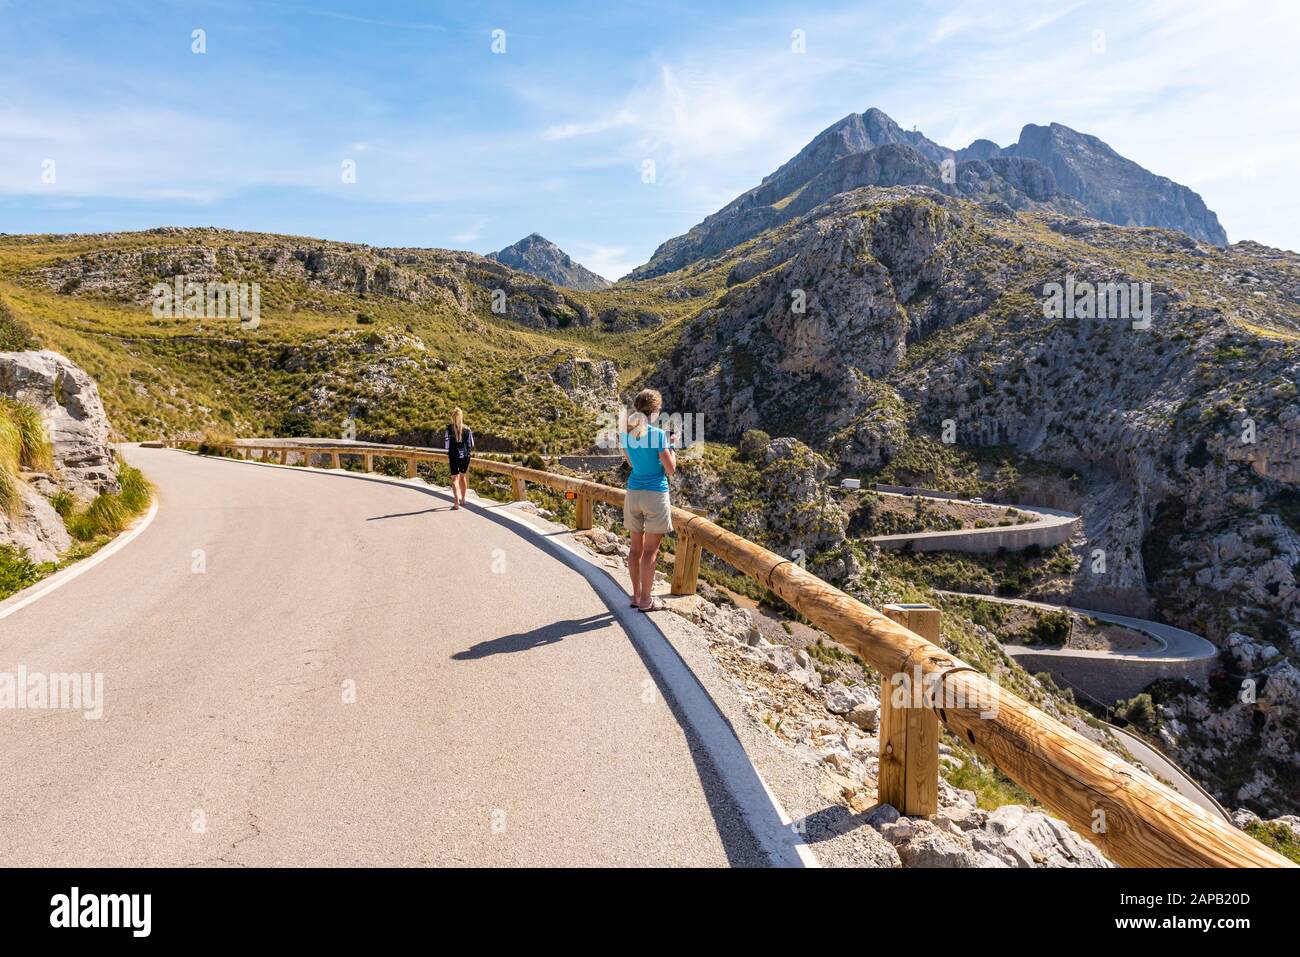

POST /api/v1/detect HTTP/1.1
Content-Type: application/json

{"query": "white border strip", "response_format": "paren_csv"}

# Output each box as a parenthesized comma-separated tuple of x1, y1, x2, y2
(0, 498, 159, 623)
(486, 498, 821, 869)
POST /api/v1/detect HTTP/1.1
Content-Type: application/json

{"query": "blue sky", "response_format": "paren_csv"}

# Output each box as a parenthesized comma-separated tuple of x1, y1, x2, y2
(2, 0, 1297, 278)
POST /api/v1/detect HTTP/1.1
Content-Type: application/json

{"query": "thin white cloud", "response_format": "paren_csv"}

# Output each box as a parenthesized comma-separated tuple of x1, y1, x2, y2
(263, 3, 448, 32)
(452, 223, 486, 244)
(569, 242, 636, 283)
(542, 110, 637, 141)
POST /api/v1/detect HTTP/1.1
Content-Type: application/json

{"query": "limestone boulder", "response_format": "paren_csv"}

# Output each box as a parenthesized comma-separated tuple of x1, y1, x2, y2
(0, 481, 72, 565)
(0, 350, 118, 498)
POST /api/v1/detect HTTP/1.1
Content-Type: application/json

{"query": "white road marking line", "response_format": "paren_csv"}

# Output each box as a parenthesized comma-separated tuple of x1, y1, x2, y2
(0, 498, 159, 623)
(488, 499, 820, 869)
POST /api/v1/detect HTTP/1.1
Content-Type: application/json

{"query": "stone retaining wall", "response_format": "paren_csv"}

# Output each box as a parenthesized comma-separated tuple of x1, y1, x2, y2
(1008, 649, 1214, 703)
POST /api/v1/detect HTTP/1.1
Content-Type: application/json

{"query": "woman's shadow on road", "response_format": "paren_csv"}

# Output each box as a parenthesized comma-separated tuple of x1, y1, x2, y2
(450, 612, 616, 660)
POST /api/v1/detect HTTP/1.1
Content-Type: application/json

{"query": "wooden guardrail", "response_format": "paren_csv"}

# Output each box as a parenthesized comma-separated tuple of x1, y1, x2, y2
(189, 439, 1292, 868)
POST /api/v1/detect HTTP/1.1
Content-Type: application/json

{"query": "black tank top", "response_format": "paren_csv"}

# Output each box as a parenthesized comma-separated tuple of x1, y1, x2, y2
(446, 424, 473, 462)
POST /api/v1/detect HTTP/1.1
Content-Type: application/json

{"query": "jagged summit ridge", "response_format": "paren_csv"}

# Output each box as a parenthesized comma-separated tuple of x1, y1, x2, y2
(629, 108, 1226, 278)
(489, 233, 611, 291)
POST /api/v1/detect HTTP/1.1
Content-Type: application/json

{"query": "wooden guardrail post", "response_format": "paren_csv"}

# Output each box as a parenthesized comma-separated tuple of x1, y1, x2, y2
(406, 455, 418, 478)
(879, 603, 941, 817)
(279, 449, 289, 465)
(670, 507, 708, 597)
(575, 492, 593, 530)
(329, 450, 340, 469)
(512, 476, 527, 501)
(364, 452, 373, 472)
(670, 530, 703, 596)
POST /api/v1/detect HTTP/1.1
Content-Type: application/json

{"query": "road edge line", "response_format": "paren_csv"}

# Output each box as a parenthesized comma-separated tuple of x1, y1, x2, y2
(486, 497, 821, 869)
(0, 498, 159, 623)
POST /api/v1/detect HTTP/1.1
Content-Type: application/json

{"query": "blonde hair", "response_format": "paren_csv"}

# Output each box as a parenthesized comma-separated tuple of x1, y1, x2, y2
(451, 407, 465, 443)
(628, 389, 662, 439)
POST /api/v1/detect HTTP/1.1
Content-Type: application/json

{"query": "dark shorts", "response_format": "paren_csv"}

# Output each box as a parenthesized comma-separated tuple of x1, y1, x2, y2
(449, 458, 470, 475)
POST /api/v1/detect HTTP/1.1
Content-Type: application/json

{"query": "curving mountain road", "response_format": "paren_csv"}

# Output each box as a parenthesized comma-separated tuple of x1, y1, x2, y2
(935, 591, 1217, 663)
(866, 490, 1080, 554)
(0, 446, 798, 867)
(935, 590, 1228, 822)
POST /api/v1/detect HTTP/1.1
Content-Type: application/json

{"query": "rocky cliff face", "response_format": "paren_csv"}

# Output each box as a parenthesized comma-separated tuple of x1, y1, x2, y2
(649, 182, 1298, 811)
(656, 187, 1296, 646)
(0, 481, 71, 566)
(33, 231, 464, 308)
(1006, 123, 1227, 245)
(0, 350, 119, 563)
(490, 233, 612, 290)
(630, 108, 1227, 278)
(548, 353, 620, 414)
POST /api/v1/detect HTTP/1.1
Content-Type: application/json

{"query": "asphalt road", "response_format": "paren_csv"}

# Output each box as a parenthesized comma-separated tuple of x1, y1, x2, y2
(866, 491, 1080, 553)
(935, 591, 1217, 662)
(935, 590, 1227, 821)
(1105, 724, 1230, 822)
(0, 446, 769, 866)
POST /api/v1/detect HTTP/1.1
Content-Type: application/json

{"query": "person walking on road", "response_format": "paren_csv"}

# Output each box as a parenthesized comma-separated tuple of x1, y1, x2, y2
(619, 389, 677, 612)
(445, 408, 474, 509)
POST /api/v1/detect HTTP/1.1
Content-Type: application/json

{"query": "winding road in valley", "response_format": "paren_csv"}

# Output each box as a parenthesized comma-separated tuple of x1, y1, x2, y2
(935, 590, 1227, 822)
(934, 591, 1218, 664)
(0, 446, 807, 867)
(862, 489, 1226, 824)
(865, 489, 1080, 553)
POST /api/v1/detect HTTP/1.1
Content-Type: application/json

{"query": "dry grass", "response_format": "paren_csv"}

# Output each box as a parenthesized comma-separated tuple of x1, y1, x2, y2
(0, 397, 54, 514)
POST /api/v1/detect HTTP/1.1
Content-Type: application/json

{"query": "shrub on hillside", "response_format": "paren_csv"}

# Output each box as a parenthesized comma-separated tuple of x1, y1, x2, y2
(65, 463, 152, 541)
(0, 296, 35, 351)
(1030, 609, 1072, 646)
(1244, 821, 1300, 865)
(276, 411, 317, 437)
(197, 428, 235, 456)
(49, 490, 77, 519)
(737, 429, 770, 462)
(117, 464, 150, 513)
(0, 544, 46, 601)
(1114, 692, 1157, 732)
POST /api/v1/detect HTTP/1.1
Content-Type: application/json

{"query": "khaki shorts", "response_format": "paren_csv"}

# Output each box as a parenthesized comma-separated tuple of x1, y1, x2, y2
(624, 490, 673, 535)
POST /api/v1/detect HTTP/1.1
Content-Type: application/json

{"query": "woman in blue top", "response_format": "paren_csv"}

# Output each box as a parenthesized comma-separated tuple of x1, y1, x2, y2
(619, 388, 677, 612)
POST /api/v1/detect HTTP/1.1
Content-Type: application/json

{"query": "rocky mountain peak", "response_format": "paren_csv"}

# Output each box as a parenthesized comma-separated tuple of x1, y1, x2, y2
(489, 233, 611, 291)
(629, 107, 1229, 278)
(1006, 122, 1227, 245)
(763, 108, 948, 194)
